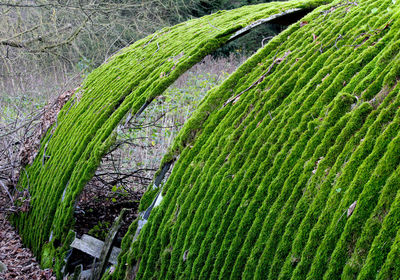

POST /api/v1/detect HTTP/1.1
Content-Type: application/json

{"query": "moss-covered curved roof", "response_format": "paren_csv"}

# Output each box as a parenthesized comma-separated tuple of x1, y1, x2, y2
(112, 0, 400, 279)
(14, 0, 327, 276)
(14, 0, 400, 279)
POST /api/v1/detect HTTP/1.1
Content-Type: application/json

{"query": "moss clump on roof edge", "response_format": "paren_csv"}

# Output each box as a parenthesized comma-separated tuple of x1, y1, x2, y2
(109, 0, 400, 279)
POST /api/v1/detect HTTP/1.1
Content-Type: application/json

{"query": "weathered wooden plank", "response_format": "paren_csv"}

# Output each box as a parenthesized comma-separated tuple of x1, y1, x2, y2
(70, 234, 121, 265)
(92, 209, 126, 280)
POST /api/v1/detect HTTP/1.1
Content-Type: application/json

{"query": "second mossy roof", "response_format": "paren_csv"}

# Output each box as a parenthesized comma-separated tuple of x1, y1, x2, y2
(112, 0, 400, 279)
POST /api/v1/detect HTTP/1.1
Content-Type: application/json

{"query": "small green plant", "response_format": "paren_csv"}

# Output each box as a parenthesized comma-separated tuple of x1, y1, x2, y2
(88, 221, 111, 240)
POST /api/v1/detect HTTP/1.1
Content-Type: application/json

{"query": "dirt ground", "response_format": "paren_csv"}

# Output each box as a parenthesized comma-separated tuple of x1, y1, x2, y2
(0, 193, 55, 280)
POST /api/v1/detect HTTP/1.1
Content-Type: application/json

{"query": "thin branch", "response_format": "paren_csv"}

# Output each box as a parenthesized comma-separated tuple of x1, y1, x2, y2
(0, 180, 13, 203)
(207, 19, 221, 32)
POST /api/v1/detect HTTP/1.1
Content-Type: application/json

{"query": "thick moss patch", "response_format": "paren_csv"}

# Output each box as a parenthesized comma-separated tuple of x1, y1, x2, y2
(110, 0, 400, 279)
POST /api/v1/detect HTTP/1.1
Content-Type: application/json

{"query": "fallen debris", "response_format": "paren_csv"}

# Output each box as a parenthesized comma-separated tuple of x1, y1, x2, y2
(0, 193, 55, 280)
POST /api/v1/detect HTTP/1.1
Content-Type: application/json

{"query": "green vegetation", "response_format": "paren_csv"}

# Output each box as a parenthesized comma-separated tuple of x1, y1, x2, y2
(110, 0, 400, 279)
(11, 0, 400, 279)
(12, 0, 327, 278)
(88, 221, 111, 240)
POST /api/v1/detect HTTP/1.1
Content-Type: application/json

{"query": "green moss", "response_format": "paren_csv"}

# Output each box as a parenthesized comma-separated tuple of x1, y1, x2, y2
(41, 243, 56, 269)
(139, 188, 160, 212)
(14, 0, 400, 279)
(125, 0, 400, 279)
(15, 1, 331, 276)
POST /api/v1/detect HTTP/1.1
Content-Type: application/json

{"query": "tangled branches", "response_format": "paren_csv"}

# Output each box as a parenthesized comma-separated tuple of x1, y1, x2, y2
(0, 88, 74, 213)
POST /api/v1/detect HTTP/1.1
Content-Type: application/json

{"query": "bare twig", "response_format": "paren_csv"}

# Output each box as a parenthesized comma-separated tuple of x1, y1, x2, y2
(261, 36, 274, 47)
(207, 19, 221, 32)
(345, 20, 392, 48)
(317, 0, 358, 20)
(334, 34, 343, 49)
(0, 180, 13, 203)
